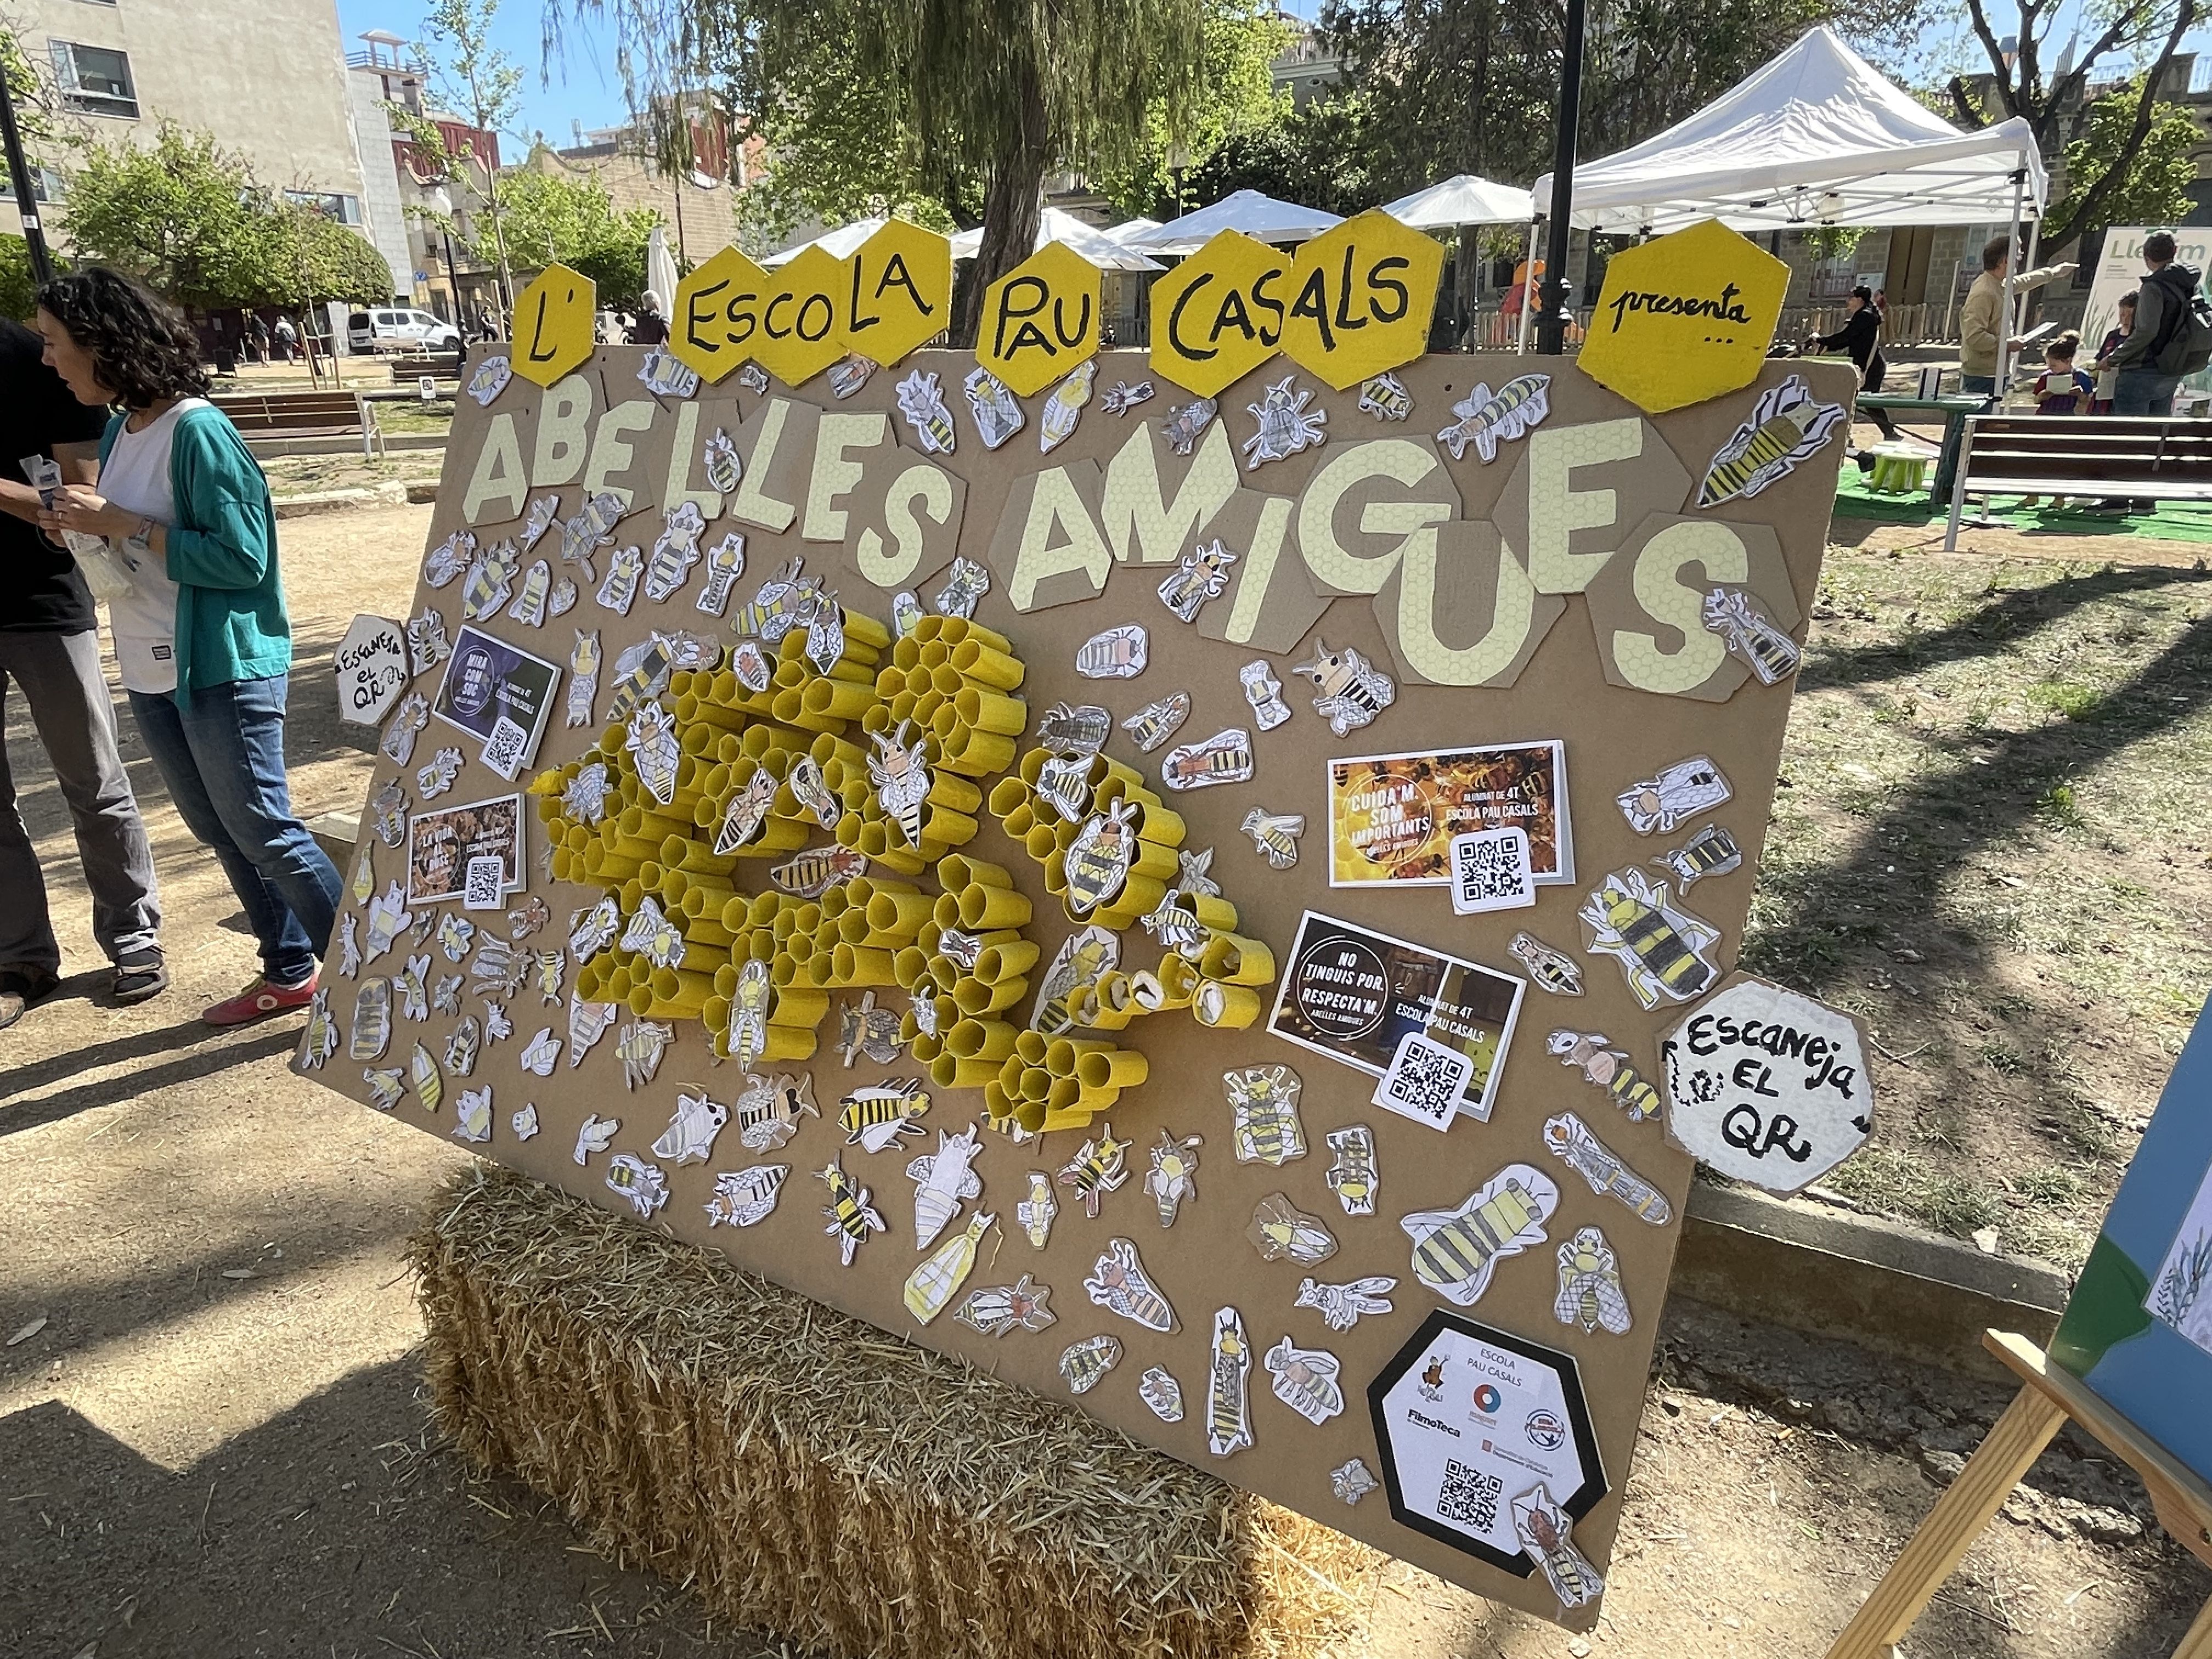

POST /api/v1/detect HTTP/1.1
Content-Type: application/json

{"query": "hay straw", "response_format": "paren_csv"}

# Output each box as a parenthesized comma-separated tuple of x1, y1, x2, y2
(411, 1164, 1379, 1659)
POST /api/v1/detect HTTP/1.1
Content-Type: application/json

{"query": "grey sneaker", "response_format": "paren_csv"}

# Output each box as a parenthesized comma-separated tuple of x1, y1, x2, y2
(0, 965, 61, 1030)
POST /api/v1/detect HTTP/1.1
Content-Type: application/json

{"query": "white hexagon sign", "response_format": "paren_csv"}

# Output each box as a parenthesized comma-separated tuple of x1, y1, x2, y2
(334, 613, 411, 726)
(1658, 974, 1874, 1194)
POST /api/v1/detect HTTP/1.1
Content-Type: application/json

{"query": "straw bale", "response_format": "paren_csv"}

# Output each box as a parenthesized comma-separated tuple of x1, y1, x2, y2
(410, 1164, 1380, 1659)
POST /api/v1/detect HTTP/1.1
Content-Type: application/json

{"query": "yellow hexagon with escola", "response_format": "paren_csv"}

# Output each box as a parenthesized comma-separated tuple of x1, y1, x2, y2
(753, 243, 849, 387)
(1278, 209, 1446, 391)
(1577, 218, 1788, 414)
(510, 262, 598, 387)
(974, 240, 1101, 397)
(1148, 230, 1291, 399)
(668, 243, 772, 385)
(843, 217, 953, 368)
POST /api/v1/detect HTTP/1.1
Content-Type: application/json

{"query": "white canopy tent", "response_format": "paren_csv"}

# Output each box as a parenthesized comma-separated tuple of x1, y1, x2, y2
(1119, 189, 1343, 256)
(761, 217, 887, 268)
(1381, 174, 1532, 229)
(1103, 217, 1163, 246)
(946, 207, 1165, 271)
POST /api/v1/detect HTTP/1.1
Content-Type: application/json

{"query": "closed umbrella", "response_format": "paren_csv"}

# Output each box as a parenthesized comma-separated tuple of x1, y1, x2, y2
(646, 225, 679, 312)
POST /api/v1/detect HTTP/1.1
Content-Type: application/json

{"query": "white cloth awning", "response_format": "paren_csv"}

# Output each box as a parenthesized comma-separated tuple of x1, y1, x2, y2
(1531, 27, 2047, 234)
(1102, 217, 1163, 245)
(946, 207, 1165, 271)
(761, 217, 887, 268)
(1119, 190, 1343, 256)
(1380, 174, 1533, 229)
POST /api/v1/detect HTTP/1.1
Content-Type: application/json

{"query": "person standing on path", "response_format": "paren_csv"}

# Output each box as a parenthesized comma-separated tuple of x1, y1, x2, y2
(1806, 285, 1900, 441)
(627, 292, 670, 346)
(0, 315, 166, 1028)
(2106, 232, 2205, 416)
(1958, 235, 2077, 403)
(35, 269, 342, 1028)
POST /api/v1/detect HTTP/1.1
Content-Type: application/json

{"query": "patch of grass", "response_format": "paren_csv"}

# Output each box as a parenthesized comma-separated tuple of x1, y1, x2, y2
(2010, 1165, 2083, 1206)
(2035, 783, 2086, 829)
(2028, 680, 2105, 721)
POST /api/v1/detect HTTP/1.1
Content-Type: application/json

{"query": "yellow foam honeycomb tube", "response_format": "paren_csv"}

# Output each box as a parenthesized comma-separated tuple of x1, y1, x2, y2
(865, 888, 936, 940)
(1200, 934, 1276, 986)
(956, 881, 1030, 930)
(832, 943, 900, 987)
(944, 1018, 1017, 1062)
(942, 727, 1017, 778)
(952, 975, 1025, 1017)
(702, 993, 729, 1034)
(929, 1052, 1002, 1090)
(648, 966, 716, 1013)
(949, 637, 1024, 690)
(768, 988, 829, 1029)
(1077, 1047, 1149, 1090)
(973, 939, 1040, 980)
(758, 1024, 816, 1061)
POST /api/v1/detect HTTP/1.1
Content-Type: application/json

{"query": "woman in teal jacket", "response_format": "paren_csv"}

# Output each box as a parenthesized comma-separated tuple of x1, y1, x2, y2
(36, 269, 342, 1028)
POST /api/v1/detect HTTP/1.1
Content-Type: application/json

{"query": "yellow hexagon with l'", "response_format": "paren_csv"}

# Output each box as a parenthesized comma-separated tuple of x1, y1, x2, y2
(1148, 230, 1291, 399)
(511, 262, 597, 387)
(1578, 218, 1789, 414)
(1278, 210, 1446, 391)
(752, 243, 849, 387)
(974, 240, 1102, 397)
(843, 217, 953, 368)
(669, 243, 772, 385)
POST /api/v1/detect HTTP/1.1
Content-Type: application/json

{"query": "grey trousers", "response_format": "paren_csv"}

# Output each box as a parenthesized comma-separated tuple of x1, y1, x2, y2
(0, 628, 162, 972)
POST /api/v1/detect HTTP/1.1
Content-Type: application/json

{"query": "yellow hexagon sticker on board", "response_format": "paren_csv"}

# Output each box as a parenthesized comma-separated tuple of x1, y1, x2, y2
(511, 262, 597, 387)
(975, 241, 1102, 397)
(1578, 219, 1788, 414)
(669, 244, 772, 385)
(1279, 210, 1445, 390)
(844, 218, 953, 368)
(753, 244, 849, 387)
(1149, 230, 1292, 399)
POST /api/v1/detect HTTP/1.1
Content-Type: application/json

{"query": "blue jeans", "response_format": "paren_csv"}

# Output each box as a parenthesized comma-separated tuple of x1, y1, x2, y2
(128, 674, 340, 985)
(1960, 373, 1996, 410)
(2114, 369, 2181, 416)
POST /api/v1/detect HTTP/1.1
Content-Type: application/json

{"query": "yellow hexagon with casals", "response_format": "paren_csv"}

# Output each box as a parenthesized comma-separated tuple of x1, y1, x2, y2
(753, 243, 849, 387)
(843, 217, 954, 368)
(669, 243, 773, 385)
(1149, 230, 1292, 399)
(975, 240, 1102, 397)
(1279, 209, 1446, 391)
(510, 262, 598, 387)
(1578, 219, 1789, 414)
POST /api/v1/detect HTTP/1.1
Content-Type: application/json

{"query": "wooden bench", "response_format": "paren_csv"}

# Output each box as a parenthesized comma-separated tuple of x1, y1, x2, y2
(1946, 414, 2212, 548)
(212, 389, 390, 458)
(390, 348, 464, 382)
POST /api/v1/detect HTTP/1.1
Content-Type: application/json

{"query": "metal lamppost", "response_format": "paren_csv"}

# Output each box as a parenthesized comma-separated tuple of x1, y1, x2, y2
(1533, 0, 1586, 356)
(0, 67, 51, 285)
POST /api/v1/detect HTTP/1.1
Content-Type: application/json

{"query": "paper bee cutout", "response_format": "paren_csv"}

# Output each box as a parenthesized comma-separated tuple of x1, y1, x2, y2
(1242, 375, 1327, 469)
(520, 1026, 561, 1076)
(1248, 1193, 1338, 1266)
(907, 1122, 986, 1250)
(443, 1014, 481, 1078)
(1159, 728, 1252, 791)
(424, 528, 475, 588)
(1160, 396, 1218, 456)
(737, 363, 768, 394)
(618, 896, 685, 973)
(1036, 701, 1111, 757)
(867, 719, 932, 848)
(962, 366, 1025, 450)
(617, 1020, 673, 1090)
(1542, 1111, 1673, 1224)
(1138, 1365, 1184, 1421)
(933, 555, 992, 621)
(702, 427, 742, 494)
(1158, 539, 1237, 623)
(1017, 1171, 1058, 1248)
(695, 533, 748, 618)
(735, 1069, 819, 1151)
(299, 989, 338, 1069)
(1357, 373, 1412, 421)
(895, 369, 957, 455)
(1513, 1483, 1606, 1609)
(573, 1113, 619, 1164)
(1331, 1458, 1381, 1505)
(819, 1158, 887, 1266)
(1697, 373, 1845, 507)
(606, 1153, 669, 1220)
(637, 345, 698, 398)
(370, 782, 408, 852)
(1225, 1065, 1307, 1165)
(436, 911, 475, 963)
(595, 543, 645, 616)
(451, 1085, 493, 1144)
(892, 590, 923, 636)
(1555, 1224, 1633, 1335)
(1064, 798, 1138, 915)
(713, 766, 780, 855)
(1058, 1332, 1121, 1396)
(566, 629, 600, 729)
(465, 354, 509, 407)
(407, 606, 450, 675)
(1075, 625, 1148, 680)
(1291, 638, 1395, 737)
(1102, 379, 1154, 415)
(569, 894, 621, 962)
(839, 1076, 930, 1153)
(395, 955, 430, 1023)
(566, 995, 620, 1068)
(1263, 1336, 1345, 1424)
(1239, 660, 1290, 730)
(1323, 1124, 1378, 1216)
(1056, 1124, 1131, 1218)
(1400, 1163, 1560, 1306)
(770, 845, 868, 899)
(1085, 1236, 1178, 1333)
(1121, 692, 1190, 754)
(1509, 931, 1585, 996)
(380, 691, 428, 765)
(955, 1273, 1056, 1337)
(519, 494, 560, 553)
(511, 1102, 540, 1141)
(1437, 372, 1550, 462)
(827, 352, 878, 400)
(1658, 823, 1742, 890)
(653, 1087, 729, 1165)
(1206, 1307, 1254, 1457)
(506, 558, 552, 627)
(1294, 1274, 1396, 1332)
(348, 979, 391, 1061)
(904, 1210, 994, 1324)
(1703, 586, 1802, 684)
(1144, 1130, 1202, 1226)
(837, 990, 906, 1066)
(1240, 807, 1305, 870)
(364, 1066, 405, 1111)
(1547, 1030, 1663, 1121)
(415, 747, 461, 800)
(1040, 358, 1096, 453)
(410, 1041, 443, 1113)
(336, 911, 364, 980)
(625, 699, 681, 805)
(1578, 868, 1720, 1008)
(1617, 754, 1732, 836)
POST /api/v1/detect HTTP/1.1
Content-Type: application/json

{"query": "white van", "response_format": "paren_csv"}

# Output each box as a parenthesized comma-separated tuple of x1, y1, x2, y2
(347, 307, 464, 354)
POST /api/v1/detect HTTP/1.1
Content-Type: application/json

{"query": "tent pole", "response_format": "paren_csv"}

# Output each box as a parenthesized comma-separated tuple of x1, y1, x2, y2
(1996, 160, 2027, 398)
(1534, 0, 1587, 354)
(1518, 217, 1539, 354)
(2018, 214, 2041, 343)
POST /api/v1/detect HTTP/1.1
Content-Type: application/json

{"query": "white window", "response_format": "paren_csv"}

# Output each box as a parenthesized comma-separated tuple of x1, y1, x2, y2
(285, 189, 363, 225)
(49, 41, 137, 118)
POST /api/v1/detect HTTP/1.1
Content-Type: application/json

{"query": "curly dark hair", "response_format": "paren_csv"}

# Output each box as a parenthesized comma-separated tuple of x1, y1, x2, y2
(36, 267, 210, 409)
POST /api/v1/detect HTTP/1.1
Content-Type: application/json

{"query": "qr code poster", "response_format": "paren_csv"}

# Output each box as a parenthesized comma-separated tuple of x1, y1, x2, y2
(462, 854, 509, 911)
(1375, 1031, 1480, 1130)
(1370, 1312, 1605, 1573)
(407, 794, 525, 904)
(432, 625, 560, 779)
(1449, 827, 1537, 916)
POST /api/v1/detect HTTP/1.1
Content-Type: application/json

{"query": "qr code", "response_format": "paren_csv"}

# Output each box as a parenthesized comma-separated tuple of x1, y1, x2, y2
(462, 854, 506, 911)
(481, 715, 529, 779)
(1450, 827, 1533, 914)
(1381, 1033, 1472, 1125)
(1436, 1459, 1503, 1532)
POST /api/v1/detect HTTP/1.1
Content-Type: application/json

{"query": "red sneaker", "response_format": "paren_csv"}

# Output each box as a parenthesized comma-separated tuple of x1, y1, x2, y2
(204, 970, 319, 1027)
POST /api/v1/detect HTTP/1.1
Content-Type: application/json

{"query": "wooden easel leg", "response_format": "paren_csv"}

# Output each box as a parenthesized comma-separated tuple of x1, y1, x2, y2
(2174, 1595, 2212, 1659)
(1822, 1383, 2069, 1659)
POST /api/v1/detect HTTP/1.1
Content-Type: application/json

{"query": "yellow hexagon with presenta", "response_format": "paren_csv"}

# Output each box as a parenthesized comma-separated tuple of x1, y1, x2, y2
(510, 262, 597, 387)
(1578, 219, 1788, 414)
(1148, 230, 1291, 399)
(844, 217, 953, 368)
(753, 244, 849, 387)
(974, 240, 1102, 397)
(669, 244, 772, 385)
(1278, 210, 1445, 390)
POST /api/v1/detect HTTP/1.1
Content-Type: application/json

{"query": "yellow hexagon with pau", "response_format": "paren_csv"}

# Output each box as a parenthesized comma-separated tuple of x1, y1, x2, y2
(669, 243, 772, 385)
(753, 243, 849, 387)
(974, 240, 1102, 397)
(1278, 209, 1446, 391)
(1148, 230, 1291, 399)
(843, 217, 953, 368)
(1577, 218, 1788, 414)
(510, 262, 597, 387)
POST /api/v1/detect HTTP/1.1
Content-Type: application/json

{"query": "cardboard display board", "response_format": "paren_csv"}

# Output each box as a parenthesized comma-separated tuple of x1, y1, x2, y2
(299, 327, 1849, 1624)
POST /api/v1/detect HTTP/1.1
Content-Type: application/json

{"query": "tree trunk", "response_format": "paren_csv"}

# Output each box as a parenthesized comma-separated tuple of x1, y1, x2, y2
(954, 60, 1048, 349)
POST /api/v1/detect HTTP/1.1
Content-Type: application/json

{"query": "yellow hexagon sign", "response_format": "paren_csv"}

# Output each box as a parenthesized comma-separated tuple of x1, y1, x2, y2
(844, 217, 953, 368)
(1148, 230, 1293, 399)
(669, 244, 772, 385)
(511, 262, 597, 388)
(1279, 210, 1446, 390)
(1578, 218, 1788, 414)
(753, 244, 849, 387)
(974, 240, 1102, 397)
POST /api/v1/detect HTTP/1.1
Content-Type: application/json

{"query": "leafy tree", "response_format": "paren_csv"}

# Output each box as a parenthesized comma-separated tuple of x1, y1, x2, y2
(277, 206, 396, 304)
(1948, 0, 2198, 247)
(498, 160, 666, 305)
(415, 0, 524, 309)
(2048, 76, 2198, 246)
(1178, 91, 1387, 219)
(0, 233, 54, 319)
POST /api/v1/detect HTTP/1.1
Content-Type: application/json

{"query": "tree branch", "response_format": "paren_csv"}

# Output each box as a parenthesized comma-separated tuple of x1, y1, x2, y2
(2044, 0, 2199, 246)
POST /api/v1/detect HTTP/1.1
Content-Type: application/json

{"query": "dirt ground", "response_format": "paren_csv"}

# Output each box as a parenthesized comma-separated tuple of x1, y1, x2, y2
(4, 502, 2210, 1658)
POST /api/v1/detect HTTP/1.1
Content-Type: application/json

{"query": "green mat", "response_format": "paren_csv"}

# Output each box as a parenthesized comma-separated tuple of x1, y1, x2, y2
(1833, 465, 2212, 544)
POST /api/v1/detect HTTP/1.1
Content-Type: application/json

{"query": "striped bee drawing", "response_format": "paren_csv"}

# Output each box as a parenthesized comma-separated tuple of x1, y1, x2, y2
(1400, 1163, 1560, 1307)
(1554, 1226, 1633, 1335)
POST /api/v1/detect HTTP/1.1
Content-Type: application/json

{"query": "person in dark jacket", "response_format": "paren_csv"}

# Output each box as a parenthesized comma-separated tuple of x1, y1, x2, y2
(2107, 232, 2203, 415)
(1807, 286, 1900, 440)
(627, 292, 670, 347)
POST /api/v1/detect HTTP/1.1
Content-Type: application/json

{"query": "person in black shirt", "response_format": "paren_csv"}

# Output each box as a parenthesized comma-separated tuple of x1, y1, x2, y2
(0, 315, 166, 1025)
(1808, 285, 1900, 442)
(627, 292, 670, 347)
